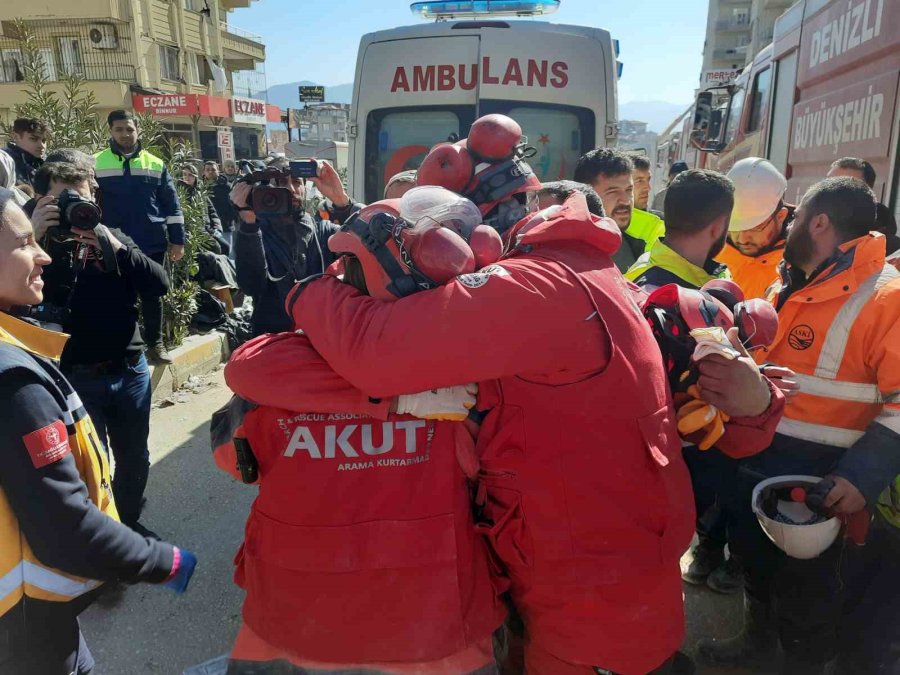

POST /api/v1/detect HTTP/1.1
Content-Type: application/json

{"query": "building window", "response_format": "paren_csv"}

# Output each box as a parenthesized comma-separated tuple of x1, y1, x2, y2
(183, 0, 199, 11)
(0, 49, 24, 83)
(187, 52, 201, 85)
(58, 38, 83, 77)
(159, 44, 179, 81)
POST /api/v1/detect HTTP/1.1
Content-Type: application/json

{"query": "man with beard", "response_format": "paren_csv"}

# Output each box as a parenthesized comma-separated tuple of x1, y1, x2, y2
(626, 169, 731, 290)
(827, 157, 900, 255)
(574, 148, 664, 272)
(699, 177, 900, 674)
(626, 169, 745, 595)
(717, 158, 793, 300)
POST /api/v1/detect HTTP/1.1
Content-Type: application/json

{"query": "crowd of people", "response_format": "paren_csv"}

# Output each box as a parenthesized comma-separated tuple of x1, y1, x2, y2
(0, 109, 898, 675)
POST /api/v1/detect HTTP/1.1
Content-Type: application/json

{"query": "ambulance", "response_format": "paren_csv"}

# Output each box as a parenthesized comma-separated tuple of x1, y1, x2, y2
(347, 0, 621, 202)
(690, 0, 900, 213)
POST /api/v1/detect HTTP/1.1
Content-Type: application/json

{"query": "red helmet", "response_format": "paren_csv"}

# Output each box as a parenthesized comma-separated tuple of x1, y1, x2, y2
(734, 298, 779, 350)
(700, 278, 745, 311)
(400, 186, 503, 268)
(643, 284, 734, 391)
(327, 200, 476, 301)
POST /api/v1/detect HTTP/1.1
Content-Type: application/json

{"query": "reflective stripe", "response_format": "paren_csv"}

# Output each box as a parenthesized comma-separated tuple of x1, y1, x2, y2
(22, 560, 100, 597)
(792, 373, 883, 403)
(877, 417, 900, 435)
(0, 562, 23, 600)
(95, 168, 124, 178)
(884, 392, 900, 404)
(130, 168, 163, 178)
(166, 215, 185, 225)
(815, 264, 900, 378)
(776, 417, 864, 448)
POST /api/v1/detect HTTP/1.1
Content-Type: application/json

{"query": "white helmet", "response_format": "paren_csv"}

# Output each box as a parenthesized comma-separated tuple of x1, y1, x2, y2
(727, 158, 787, 232)
(752, 475, 841, 560)
(400, 185, 482, 232)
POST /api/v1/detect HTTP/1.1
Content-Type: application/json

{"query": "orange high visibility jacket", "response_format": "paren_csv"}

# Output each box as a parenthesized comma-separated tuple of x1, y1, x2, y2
(759, 233, 900, 510)
(716, 240, 785, 300)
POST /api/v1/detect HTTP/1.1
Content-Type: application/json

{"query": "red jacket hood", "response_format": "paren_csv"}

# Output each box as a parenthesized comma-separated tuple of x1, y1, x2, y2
(506, 192, 622, 256)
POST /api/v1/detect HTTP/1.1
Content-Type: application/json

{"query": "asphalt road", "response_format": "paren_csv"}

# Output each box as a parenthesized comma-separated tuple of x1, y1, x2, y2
(79, 367, 759, 675)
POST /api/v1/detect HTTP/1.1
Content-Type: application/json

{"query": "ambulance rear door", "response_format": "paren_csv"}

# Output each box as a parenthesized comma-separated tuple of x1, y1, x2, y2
(475, 22, 612, 192)
(351, 28, 480, 202)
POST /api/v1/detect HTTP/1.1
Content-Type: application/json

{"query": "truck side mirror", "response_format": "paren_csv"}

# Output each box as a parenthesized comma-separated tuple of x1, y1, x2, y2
(692, 91, 713, 138)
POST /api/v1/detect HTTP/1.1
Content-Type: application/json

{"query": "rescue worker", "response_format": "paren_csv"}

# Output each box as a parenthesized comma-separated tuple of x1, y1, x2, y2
(1, 117, 48, 188)
(285, 188, 781, 674)
(532, 180, 605, 217)
(626, 169, 742, 592)
(628, 153, 663, 217)
(0, 187, 196, 675)
(383, 169, 417, 199)
(827, 156, 900, 254)
(573, 148, 664, 272)
(651, 161, 688, 214)
(716, 158, 793, 300)
(218, 199, 505, 674)
(699, 177, 900, 674)
(94, 110, 184, 364)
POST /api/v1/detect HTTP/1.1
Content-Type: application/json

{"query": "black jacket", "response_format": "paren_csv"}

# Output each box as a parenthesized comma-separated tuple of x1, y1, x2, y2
(2, 143, 42, 187)
(235, 211, 340, 336)
(208, 175, 237, 232)
(39, 228, 170, 367)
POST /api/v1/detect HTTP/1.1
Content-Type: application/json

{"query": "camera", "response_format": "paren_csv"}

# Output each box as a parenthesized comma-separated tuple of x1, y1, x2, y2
(289, 159, 318, 179)
(241, 168, 295, 217)
(57, 189, 102, 232)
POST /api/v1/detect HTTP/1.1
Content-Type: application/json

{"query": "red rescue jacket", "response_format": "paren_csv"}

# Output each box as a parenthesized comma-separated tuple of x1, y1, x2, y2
(286, 195, 696, 674)
(218, 337, 503, 664)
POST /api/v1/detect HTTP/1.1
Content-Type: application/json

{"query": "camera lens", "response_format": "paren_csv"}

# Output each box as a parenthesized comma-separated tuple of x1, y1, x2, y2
(67, 202, 101, 230)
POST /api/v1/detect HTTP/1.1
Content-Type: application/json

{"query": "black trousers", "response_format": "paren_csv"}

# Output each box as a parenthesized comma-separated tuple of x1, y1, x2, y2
(683, 445, 735, 549)
(728, 455, 868, 667)
(141, 251, 168, 346)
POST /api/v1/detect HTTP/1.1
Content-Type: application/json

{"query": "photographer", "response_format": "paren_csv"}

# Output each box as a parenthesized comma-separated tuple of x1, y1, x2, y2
(231, 159, 350, 336)
(30, 161, 169, 539)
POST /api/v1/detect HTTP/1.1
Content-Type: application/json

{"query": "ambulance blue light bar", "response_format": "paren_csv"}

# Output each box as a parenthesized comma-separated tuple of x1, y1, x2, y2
(411, 0, 561, 19)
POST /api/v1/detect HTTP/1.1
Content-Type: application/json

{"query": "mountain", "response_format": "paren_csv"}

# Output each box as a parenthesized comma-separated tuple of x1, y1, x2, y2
(266, 81, 354, 109)
(619, 100, 691, 134)
(265, 82, 686, 136)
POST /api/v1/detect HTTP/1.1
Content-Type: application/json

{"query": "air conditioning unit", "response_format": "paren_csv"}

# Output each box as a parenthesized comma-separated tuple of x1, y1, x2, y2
(88, 23, 118, 49)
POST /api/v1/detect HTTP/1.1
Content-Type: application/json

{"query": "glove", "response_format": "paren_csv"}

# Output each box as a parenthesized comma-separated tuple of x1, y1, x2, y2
(163, 547, 197, 594)
(396, 384, 478, 421)
(676, 385, 730, 450)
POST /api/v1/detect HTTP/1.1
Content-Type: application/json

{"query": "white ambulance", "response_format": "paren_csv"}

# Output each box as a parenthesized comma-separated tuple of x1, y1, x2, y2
(348, 0, 621, 202)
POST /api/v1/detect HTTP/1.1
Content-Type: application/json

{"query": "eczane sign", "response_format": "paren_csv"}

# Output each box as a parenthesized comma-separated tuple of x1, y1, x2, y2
(231, 97, 266, 124)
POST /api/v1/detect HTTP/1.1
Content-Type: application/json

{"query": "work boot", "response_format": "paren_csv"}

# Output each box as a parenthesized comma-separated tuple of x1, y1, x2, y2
(697, 594, 778, 669)
(147, 341, 173, 365)
(128, 521, 161, 541)
(681, 538, 725, 585)
(706, 555, 744, 595)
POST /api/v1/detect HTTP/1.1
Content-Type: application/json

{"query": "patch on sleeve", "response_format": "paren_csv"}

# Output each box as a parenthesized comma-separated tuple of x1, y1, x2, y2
(22, 421, 70, 469)
(456, 264, 510, 289)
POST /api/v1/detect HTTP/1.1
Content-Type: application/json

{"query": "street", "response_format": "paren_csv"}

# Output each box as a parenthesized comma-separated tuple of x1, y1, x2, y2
(79, 366, 752, 675)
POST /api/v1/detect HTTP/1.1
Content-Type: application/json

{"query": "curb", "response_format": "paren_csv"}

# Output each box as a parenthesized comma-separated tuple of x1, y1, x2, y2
(149, 332, 230, 403)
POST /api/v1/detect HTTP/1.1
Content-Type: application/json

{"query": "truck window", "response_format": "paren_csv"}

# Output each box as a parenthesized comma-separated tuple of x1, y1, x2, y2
(746, 68, 772, 133)
(364, 107, 471, 201)
(480, 101, 595, 182)
(722, 87, 746, 148)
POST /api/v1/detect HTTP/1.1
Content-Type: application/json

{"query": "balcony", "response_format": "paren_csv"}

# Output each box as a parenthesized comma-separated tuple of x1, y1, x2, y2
(712, 46, 749, 62)
(715, 17, 752, 32)
(0, 18, 136, 84)
(220, 0, 257, 8)
(219, 21, 265, 70)
(0, 0, 130, 22)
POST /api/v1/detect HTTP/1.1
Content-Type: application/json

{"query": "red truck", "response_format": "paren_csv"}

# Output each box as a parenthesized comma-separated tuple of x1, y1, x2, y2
(690, 0, 899, 214)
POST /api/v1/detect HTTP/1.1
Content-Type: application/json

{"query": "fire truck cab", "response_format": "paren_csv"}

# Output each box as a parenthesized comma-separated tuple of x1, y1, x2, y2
(348, 1, 620, 202)
(691, 0, 899, 214)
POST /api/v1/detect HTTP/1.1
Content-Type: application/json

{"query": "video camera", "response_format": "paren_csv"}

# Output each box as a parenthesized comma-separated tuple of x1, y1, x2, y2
(56, 189, 102, 232)
(239, 160, 318, 217)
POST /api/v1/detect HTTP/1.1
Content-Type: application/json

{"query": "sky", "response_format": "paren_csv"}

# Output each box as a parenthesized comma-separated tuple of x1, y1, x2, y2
(230, 0, 710, 104)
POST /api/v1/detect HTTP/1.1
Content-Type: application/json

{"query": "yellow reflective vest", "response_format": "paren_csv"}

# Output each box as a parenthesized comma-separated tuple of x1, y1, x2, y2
(0, 313, 117, 618)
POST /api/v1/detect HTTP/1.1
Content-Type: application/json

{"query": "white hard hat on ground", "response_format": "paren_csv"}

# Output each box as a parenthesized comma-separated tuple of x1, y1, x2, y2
(727, 157, 787, 232)
(752, 475, 841, 559)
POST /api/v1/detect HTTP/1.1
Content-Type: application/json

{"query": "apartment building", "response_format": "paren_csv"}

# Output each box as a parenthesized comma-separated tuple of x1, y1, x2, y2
(699, 0, 793, 88)
(0, 0, 279, 159)
(295, 103, 349, 144)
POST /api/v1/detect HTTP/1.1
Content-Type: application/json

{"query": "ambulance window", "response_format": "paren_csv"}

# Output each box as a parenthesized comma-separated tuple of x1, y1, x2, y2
(746, 68, 771, 133)
(480, 102, 595, 182)
(722, 87, 745, 147)
(365, 109, 466, 202)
